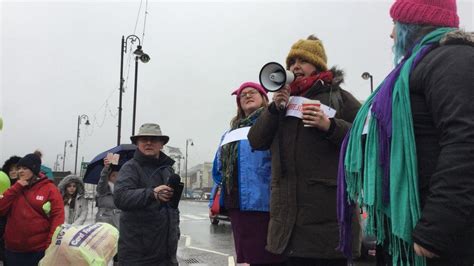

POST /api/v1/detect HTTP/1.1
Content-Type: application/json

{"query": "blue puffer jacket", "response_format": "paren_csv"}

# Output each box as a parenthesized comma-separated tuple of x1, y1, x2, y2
(209, 134, 271, 212)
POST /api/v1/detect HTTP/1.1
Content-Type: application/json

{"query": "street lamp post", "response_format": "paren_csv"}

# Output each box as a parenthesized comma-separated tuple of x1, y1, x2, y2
(361, 72, 374, 94)
(185, 138, 194, 198)
(55, 154, 63, 171)
(74, 115, 90, 175)
(174, 154, 183, 176)
(63, 140, 73, 171)
(117, 36, 125, 146)
(131, 43, 150, 136)
(118, 35, 151, 141)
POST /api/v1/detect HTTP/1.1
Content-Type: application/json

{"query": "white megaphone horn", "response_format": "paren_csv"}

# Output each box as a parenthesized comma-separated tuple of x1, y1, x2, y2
(259, 62, 295, 92)
(259, 62, 295, 109)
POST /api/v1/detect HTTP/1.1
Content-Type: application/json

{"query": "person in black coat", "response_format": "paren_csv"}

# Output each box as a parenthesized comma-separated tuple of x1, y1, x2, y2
(382, 0, 474, 265)
(113, 123, 179, 266)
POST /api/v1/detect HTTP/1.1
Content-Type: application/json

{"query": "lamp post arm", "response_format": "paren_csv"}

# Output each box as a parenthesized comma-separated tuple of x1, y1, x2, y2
(123, 35, 141, 53)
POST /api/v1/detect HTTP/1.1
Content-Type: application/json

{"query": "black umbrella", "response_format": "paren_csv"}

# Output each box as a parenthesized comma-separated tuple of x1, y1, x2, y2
(83, 144, 136, 184)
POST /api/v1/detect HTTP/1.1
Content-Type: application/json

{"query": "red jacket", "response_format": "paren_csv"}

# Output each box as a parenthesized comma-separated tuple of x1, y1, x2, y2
(0, 176, 65, 252)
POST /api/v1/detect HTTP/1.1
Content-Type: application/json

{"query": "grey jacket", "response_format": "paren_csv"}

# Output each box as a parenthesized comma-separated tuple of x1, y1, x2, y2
(58, 175, 88, 225)
(95, 167, 120, 228)
(114, 150, 179, 266)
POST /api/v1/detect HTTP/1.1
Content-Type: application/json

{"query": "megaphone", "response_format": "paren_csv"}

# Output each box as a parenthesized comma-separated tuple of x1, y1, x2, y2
(259, 62, 295, 92)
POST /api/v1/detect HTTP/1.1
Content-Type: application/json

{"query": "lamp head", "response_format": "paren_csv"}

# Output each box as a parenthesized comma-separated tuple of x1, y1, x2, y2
(134, 46, 150, 63)
(139, 53, 150, 63)
(85, 120, 91, 126)
(133, 45, 144, 56)
(361, 72, 372, 80)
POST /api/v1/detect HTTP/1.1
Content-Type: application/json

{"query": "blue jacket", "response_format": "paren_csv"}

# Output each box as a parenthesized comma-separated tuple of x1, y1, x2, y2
(210, 134, 272, 212)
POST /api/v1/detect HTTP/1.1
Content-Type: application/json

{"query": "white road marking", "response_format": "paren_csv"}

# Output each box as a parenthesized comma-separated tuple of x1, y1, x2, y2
(181, 224, 235, 265)
(181, 214, 207, 220)
(183, 234, 191, 247)
(228, 256, 235, 266)
(181, 234, 234, 265)
(188, 246, 230, 256)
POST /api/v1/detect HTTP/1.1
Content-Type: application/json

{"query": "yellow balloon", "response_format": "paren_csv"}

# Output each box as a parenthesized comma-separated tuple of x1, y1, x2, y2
(0, 171, 11, 194)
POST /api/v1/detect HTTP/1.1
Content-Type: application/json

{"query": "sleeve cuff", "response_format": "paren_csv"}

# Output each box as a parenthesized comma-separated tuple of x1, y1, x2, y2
(325, 118, 336, 137)
(268, 102, 280, 115)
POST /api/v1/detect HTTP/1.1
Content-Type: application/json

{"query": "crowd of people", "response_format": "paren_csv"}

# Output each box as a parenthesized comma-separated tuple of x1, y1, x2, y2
(0, 152, 121, 265)
(0, 153, 64, 265)
(0, 151, 98, 265)
(0, 0, 473, 265)
(210, 0, 473, 265)
(0, 123, 181, 266)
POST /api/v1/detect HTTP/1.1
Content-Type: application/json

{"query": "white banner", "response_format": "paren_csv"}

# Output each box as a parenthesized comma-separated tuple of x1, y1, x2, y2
(220, 127, 251, 146)
(285, 96, 336, 119)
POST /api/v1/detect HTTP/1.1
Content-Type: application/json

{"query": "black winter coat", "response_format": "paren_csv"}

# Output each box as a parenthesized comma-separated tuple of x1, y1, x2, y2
(114, 150, 179, 266)
(410, 30, 474, 266)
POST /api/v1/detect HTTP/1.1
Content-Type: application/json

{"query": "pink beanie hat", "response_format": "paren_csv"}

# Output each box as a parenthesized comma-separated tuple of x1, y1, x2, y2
(390, 0, 459, 28)
(232, 82, 268, 106)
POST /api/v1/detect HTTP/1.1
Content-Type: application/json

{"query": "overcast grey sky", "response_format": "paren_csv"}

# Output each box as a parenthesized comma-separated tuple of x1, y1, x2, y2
(1, 0, 473, 172)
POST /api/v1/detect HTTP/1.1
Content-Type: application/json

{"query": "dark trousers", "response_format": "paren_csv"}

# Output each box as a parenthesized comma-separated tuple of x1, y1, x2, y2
(5, 249, 45, 266)
(286, 257, 347, 266)
(250, 263, 287, 266)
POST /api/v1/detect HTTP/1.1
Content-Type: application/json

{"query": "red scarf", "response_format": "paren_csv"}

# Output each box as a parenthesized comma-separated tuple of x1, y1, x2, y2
(289, 71, 334, 96)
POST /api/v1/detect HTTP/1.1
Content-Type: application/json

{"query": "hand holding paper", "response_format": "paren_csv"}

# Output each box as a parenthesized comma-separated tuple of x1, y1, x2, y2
(106, 153, 120, 165)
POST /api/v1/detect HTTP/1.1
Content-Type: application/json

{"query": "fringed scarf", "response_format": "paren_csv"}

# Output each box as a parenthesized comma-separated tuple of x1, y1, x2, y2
(220, 107, 264, 193)
(337, 28, 455, 266)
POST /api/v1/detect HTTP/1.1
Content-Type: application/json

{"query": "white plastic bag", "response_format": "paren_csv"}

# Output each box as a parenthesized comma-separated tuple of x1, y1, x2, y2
(39, 223, 118, 266)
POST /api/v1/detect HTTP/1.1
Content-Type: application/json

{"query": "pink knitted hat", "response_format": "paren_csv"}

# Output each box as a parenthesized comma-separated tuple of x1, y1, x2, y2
(390, 0, 459, 28)
(232, 82, 268, 106)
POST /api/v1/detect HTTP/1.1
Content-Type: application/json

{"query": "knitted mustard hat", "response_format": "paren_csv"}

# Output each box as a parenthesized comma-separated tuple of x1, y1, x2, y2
(390, 0, 459, 28)
(286, 35, 328, 71)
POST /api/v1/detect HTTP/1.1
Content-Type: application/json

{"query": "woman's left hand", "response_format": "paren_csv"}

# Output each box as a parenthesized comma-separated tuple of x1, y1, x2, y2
(302, 105, 331, 131)
(414, 243, 439, 258)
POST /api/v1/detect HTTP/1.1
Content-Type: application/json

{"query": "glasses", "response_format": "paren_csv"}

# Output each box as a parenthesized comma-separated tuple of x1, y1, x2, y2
(239, 91, 258, 99)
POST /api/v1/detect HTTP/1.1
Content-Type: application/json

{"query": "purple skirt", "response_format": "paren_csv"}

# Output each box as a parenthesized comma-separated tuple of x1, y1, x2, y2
(228, 209, 285, 264)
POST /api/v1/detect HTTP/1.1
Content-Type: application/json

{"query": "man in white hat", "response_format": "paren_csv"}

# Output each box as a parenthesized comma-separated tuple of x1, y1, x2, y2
(113, 123, 179, 266)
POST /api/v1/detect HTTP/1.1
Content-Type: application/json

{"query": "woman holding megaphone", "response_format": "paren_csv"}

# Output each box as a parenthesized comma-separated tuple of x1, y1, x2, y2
(248, 35, 362, 266)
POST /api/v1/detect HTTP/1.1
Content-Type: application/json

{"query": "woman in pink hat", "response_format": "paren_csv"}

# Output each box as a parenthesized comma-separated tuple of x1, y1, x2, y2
(209, 82, 286, 266)
(337, 0, 474, 265)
